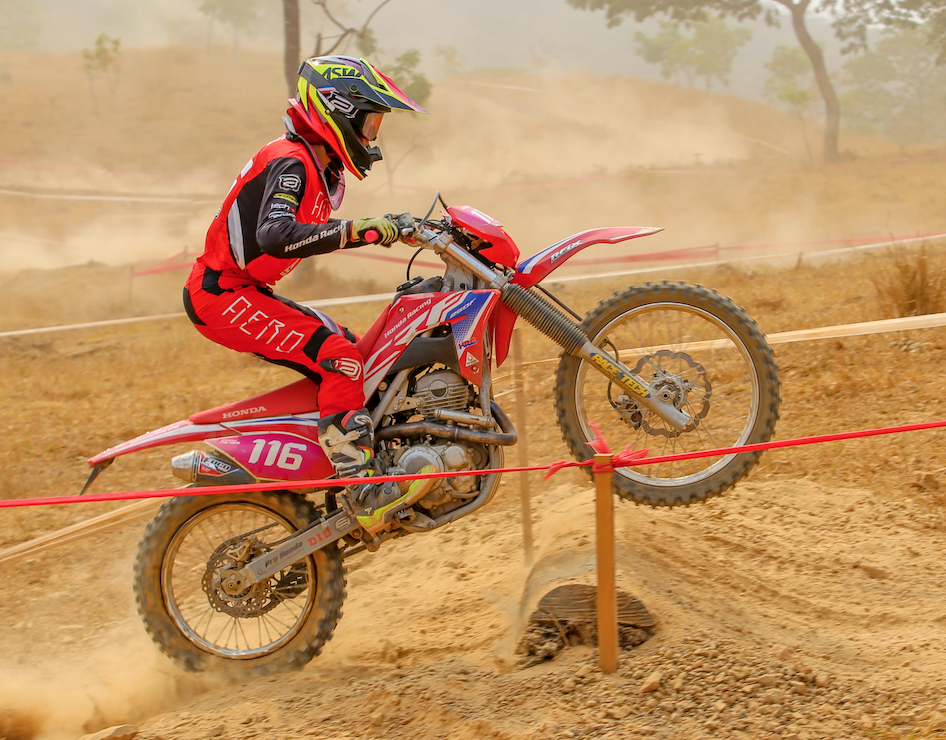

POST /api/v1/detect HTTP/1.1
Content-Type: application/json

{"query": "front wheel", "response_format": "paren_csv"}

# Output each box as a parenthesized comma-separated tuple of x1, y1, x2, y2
(555, 281, 780, 506)
(133, 491, 346, 675)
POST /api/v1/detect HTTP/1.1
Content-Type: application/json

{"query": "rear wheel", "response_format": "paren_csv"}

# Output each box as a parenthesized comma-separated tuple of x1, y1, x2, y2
(133, 491, 345, 674)
(555, 281, 780, 506)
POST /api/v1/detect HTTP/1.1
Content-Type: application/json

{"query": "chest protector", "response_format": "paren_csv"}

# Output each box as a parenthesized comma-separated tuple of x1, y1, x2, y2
(202, 136, 333, 287)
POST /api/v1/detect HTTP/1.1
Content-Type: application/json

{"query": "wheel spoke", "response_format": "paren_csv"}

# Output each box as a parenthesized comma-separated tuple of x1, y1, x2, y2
(158, 502, 320, 660)
(570, 290, 774, 497)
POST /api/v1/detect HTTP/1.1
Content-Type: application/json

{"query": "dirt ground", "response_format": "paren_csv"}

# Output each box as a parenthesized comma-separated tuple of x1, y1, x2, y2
(3, 47, 946, 740)
(3, 250, 946, 740)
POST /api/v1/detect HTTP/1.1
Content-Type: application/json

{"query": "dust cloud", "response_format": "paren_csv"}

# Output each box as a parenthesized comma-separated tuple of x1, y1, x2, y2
(0, 632, 224, 740)
(0, 44, 878, 279)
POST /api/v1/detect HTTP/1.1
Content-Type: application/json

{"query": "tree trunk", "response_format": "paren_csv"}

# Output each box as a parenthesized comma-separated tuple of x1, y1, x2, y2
(788, 1, 840, 163)
(283, 0, 301, 98)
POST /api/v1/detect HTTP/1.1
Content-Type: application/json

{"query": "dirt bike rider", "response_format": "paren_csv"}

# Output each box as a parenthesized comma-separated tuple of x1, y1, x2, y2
(184, 55, 431, 533)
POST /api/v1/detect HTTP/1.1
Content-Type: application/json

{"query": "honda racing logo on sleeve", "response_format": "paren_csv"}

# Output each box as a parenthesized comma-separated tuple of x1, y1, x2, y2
(277, 174, 302, 192)
(284, 222, 346, 252)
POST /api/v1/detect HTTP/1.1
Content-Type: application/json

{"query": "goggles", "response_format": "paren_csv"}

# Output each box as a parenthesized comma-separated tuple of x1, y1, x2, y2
(360, 111, 384, 141)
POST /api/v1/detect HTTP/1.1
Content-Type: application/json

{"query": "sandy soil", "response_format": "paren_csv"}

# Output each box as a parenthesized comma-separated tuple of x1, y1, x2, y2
(3, 472, 946, 740)
(3, 46, 946, 740)
(3, 251, 946, 740)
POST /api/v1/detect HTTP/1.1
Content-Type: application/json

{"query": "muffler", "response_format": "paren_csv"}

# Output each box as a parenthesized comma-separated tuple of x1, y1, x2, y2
(171, 450, 257, 486)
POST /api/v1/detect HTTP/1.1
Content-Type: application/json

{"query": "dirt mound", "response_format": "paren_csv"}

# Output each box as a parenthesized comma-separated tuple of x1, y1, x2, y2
(4, 472, 946, 739)
(518, 583, 655, 664)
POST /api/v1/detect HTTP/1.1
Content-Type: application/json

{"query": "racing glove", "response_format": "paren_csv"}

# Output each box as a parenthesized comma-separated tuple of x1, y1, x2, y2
(349, 217, 399, 247)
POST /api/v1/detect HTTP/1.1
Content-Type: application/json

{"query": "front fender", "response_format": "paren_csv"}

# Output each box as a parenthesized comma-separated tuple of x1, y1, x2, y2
(513, 227, 663, 290)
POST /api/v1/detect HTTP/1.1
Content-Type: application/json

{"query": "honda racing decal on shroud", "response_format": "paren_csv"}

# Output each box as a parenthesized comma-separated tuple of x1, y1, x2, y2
(362, 293, 468, 391)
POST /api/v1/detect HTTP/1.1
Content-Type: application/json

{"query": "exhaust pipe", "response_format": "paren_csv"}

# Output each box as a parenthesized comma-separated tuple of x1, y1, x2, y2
(171, 450, 257, 486)
(375, 401, 518, 446)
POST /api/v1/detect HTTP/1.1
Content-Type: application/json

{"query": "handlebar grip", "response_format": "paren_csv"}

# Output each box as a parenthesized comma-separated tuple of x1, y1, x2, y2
(364, 229, 380, 243)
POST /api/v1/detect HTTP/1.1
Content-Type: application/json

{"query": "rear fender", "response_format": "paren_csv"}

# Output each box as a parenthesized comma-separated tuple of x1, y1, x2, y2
(88, 419, 235, 466)
(513, 227, 663, 290)
(87, 413, 323, 466)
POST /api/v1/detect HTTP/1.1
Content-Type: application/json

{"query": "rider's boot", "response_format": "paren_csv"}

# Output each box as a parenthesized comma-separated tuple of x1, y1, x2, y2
(317, 410, 436, 534)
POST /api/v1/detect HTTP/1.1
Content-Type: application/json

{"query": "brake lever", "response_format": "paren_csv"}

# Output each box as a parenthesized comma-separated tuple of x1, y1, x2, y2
(387, 212, 419, 243)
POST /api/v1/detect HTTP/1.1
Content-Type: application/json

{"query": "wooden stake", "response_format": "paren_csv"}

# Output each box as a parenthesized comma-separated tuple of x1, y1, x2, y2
(512, 328, 534, 565)
(594, 452, 618, 673)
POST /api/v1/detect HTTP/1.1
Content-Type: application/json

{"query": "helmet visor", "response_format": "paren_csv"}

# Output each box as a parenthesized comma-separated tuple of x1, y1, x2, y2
(360, 111, 384, 141)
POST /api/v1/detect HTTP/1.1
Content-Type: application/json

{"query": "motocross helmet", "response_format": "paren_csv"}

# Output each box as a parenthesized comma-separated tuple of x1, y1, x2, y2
(288, 55, 427, 180)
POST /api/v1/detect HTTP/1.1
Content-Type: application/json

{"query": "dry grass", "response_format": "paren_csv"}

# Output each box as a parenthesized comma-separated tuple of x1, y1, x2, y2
(871, 244, 946, 318)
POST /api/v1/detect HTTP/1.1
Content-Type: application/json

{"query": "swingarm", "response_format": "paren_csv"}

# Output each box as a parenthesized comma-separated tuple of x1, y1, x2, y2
(220, 509, 358, 593)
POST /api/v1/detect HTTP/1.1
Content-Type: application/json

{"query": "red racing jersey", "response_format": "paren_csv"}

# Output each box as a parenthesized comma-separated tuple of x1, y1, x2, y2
(196, 135, 351, 290)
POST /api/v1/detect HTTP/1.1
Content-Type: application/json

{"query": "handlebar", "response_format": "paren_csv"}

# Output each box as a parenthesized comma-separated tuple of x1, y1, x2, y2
(384, 210, 507, 290)
(391, 212, 453, 249)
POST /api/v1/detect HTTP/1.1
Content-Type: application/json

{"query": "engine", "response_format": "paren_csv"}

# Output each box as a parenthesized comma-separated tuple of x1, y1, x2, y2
(390, 440, 489, 513)
(377, 368, 492, 519)
(411, 369, 471, 418)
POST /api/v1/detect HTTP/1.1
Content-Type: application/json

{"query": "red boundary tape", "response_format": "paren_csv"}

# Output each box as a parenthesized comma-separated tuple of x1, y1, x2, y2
(3, 418, 946, 509)
(128, 230, 946, 280)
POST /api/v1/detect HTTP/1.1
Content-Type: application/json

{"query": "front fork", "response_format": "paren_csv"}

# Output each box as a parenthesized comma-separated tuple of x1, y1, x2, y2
(575, 340, 690, 432)
(495, 279, 689, 433)
(406, 238, 690, 432)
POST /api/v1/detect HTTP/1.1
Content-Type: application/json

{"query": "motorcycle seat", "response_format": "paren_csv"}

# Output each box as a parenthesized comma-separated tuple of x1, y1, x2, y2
(189, 378, 321, 424)
(356, 303, 392, 360)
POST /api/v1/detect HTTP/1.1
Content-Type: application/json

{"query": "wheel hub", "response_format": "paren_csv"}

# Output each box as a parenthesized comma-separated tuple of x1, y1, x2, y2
(607, 349, 712, 438)
(200, 526, 297, 619)
(218, 568, 250, 597)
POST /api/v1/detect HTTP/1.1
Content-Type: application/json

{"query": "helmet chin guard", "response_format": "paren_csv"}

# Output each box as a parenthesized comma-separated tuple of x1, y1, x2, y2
(288, 55, 426, 180)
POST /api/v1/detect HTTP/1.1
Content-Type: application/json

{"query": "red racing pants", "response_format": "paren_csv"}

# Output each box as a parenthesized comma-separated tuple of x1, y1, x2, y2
(184, 268, 366, 417)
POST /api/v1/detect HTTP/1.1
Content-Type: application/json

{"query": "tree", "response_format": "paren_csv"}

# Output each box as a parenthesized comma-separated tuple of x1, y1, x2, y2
(290, 0, 431, 106)
(841, 28, 946, 145)
(384, 49, 431, 104)
(196, 0, 260, 60)
(634, 21, 693, 86)
(283, 0, 301, 97)
(764, 45, 815, 163)
(633, 15, 751, 88)
(80, 34, 121, 115)
(687, 15, 752, 89)
(280, 0, 397, 96)
(433, 45, 466, 77)
(0, 0, 42, 51)
(567, 0, 937, 163)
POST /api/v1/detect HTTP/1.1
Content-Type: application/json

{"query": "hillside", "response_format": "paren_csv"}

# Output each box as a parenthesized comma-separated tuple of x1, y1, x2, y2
(1, 47, 944, 280)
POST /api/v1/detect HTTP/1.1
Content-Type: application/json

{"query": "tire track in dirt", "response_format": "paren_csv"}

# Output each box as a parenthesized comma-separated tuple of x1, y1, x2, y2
(3, 474, 946, 739)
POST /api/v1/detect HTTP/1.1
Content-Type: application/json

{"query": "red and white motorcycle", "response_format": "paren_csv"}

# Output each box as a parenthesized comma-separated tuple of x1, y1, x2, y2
(86, 195, 779, 674)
